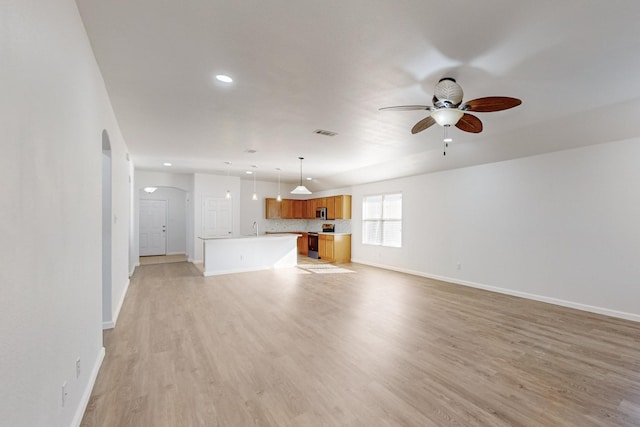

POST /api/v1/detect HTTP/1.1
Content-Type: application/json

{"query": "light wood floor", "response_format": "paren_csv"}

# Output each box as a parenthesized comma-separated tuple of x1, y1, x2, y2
(81, 262, 640, 426)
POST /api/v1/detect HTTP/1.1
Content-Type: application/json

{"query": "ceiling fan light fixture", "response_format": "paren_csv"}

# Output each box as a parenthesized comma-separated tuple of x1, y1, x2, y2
(431, 108, 464, 127)
(291, 157, 312, 195)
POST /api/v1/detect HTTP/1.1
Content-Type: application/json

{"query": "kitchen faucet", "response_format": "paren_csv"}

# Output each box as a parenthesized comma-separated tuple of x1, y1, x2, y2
(252, 221, 259, 236)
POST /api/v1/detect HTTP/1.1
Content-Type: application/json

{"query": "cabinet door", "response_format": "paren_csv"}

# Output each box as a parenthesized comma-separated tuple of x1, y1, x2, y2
(293, 200, 304, 219)
(281, 199, 294, 218)
(325, 235, 334, 261)
(297, 234, 309, 255)
(318, 234, 327, 258)
(305, 199, 316, 219)
(265, 198, 281, 219)
(326, 196, 336, 219)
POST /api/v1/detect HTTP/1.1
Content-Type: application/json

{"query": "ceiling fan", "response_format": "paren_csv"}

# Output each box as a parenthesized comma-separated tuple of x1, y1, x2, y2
(380, 78, 521, 153)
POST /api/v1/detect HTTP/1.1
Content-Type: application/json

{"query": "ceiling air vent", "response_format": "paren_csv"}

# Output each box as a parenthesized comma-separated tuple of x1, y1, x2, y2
(313, 129, 338, 137)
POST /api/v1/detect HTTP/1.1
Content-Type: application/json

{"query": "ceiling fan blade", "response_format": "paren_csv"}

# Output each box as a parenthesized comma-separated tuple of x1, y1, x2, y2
(462, 97, 522, 112)
(455, 113, 483, 133)
(379, 105, 432, 111)
(411, 116, 436, 134)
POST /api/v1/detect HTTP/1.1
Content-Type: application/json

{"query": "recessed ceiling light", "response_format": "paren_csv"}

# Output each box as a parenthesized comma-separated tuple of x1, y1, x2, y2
(245, 171, 253, 175)
(216, 74, 233, 83)
(163, 162, 172, 167)
(306, 177, 313, 181)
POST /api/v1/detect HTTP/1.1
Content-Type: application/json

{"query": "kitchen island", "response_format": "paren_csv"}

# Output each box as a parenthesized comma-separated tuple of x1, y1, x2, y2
(198, 234, 299, 276)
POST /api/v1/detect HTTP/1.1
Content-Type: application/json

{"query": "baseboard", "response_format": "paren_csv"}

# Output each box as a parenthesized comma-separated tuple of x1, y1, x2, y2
(102, 320, 114, 329)
(351, 258, 640, 323)
(70, 346, 105, 427)
(111, 278, 130, 327)
(166, 252, 186, 256)
(102, 278, 131, 330)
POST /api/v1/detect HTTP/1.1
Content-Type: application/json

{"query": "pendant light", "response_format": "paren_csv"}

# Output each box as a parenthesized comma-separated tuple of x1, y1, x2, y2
(224, 161, 232, 199)
(290, 157, 312, 195)
(276, 168, 282, 202)
(251, 165, 258, 201)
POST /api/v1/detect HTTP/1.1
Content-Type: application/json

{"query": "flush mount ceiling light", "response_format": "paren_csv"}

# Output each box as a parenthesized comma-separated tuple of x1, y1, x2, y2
(291, 157, 312, 195)
(143, 187, 157, 193)
(215, 74, 233, 83)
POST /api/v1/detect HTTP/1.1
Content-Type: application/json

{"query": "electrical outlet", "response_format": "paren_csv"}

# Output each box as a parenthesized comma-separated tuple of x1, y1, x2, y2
(61, 382, 68, 407)
(457, 262, 461, 270)
(76, 358, 81, 378)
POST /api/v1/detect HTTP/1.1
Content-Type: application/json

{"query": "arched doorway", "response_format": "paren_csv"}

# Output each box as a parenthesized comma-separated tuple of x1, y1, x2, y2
(139, 186, 188, 262)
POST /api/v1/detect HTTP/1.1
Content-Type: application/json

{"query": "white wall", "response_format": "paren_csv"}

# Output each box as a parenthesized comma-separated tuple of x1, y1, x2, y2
(352, 138, 640, 321)
(0, 0, 130, 425)
(140, 188, 187, 255)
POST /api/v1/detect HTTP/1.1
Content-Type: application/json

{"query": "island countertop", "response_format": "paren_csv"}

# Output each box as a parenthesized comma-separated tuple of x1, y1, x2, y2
(199, 234, 301, 240)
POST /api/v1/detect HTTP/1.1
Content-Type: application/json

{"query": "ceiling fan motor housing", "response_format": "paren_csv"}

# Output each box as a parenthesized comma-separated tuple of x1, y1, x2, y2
(433, 78, 463, 108)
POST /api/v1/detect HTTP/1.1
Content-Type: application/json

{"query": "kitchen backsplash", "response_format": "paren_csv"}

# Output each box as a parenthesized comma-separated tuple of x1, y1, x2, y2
(266, 219, 352, 234)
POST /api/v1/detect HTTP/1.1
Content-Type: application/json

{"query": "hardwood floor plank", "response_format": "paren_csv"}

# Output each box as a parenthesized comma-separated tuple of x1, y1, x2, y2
(81, 262, 640, 426)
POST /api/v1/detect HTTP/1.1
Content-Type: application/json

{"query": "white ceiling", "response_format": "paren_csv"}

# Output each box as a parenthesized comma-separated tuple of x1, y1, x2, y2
(76, 0, 640, 190)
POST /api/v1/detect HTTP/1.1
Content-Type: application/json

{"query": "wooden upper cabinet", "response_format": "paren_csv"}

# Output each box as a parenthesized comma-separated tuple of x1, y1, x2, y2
(316, 197, 328, 209)
(293, 200, 304, 219)
(305, 199, 316, 219)
(265, 198, 282, 219)
(281, 199, 294, 219)
(334, 195, 352, 219)
(266, 195, 351, 220)
(326, 196, 336, 219)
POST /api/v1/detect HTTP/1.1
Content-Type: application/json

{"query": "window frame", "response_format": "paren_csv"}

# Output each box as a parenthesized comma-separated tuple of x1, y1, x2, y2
(362, 192, 402, 248)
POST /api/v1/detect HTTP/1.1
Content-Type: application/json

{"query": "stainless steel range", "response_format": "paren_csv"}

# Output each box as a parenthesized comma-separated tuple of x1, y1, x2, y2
(308, 224, 335, 259)
(308, 232, 319, 259)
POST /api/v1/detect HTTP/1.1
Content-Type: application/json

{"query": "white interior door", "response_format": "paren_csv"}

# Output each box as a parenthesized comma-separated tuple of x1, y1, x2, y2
(202, 197, 232, 237)
(140, 199, 167, 256)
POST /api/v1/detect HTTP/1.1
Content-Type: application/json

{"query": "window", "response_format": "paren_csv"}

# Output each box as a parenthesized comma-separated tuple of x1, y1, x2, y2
(362, 193, 402, 247)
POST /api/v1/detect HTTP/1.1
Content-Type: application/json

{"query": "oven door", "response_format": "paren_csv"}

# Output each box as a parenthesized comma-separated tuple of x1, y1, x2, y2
(308, 233, 319, 259)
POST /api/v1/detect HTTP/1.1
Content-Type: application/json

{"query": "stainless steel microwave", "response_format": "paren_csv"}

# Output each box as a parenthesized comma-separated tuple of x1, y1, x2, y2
(315, 207, 327, 220)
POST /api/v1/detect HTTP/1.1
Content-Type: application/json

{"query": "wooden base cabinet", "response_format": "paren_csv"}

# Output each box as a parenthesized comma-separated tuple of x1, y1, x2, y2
(297, 233, 309, 256)
(318, 234, 351, 263)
